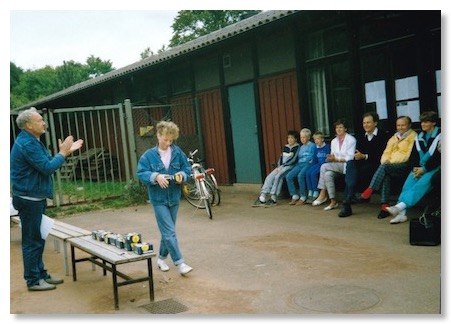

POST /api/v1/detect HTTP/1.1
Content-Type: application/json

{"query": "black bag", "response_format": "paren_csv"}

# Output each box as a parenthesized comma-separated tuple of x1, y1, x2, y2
(409, 209, 441, 246)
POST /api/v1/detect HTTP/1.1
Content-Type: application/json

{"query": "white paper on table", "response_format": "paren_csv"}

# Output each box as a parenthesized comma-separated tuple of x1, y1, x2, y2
(40, 214, 55, 240)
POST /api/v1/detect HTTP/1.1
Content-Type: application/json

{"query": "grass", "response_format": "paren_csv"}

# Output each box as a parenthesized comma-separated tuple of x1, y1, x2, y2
(47, 180, 148, 218)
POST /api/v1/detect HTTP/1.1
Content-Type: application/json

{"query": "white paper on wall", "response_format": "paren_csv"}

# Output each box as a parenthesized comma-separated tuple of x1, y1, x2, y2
(365, 80, 388, 119)
(395, 76, 419, 101)
(396, 100, 420, 122)
(436, 70, 441, 93)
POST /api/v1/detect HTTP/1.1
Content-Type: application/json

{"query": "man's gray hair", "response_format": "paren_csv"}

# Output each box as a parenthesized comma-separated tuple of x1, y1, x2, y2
(16, 107, 38, 129)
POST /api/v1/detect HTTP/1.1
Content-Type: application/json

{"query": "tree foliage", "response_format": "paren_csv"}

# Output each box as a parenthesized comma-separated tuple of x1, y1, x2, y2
(10, 62, 23, 91)
(85, 55, 114, 78)
(10, 56, 114, 110)
(169, 10, 261, 47)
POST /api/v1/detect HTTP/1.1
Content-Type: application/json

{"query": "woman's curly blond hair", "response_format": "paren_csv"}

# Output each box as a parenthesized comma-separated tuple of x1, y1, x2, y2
(156, 120, 180, 140)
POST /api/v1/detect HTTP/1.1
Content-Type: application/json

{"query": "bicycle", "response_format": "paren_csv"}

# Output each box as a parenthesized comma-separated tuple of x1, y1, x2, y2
(182, 149, 221, 219)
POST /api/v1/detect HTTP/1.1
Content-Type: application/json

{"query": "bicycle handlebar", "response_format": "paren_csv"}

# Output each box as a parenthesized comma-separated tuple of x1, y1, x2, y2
(188, 149, 205, 163)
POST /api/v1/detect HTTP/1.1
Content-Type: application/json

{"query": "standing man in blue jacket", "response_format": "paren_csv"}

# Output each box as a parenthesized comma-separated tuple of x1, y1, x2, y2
(11, 107, 83, 291)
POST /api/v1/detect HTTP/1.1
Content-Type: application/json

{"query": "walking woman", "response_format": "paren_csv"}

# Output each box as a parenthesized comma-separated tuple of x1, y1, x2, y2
(137, 121, 193, 275)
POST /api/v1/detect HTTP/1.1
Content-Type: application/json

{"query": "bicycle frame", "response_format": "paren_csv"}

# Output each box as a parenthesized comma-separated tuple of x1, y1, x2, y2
(183, 150, 214, 219)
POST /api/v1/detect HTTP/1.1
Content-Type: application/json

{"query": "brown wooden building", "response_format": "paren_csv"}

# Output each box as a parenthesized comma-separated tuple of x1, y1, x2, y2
(13, 10, 441, 185)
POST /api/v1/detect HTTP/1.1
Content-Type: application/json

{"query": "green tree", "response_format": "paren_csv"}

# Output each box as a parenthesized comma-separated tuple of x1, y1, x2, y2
(12, 66, 59, 102)
(10, 62, 23, 92)
(169, 10, 261, 47)
(140, 45, 168, 60)
(140, 47, 154, 60)
(56, 60, 89, 89)
(10, 56, 115, 109)
(85, 55, 114, 78)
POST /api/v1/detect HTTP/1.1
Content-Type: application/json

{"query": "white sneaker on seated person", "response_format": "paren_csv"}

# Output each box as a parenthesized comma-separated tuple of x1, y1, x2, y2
(389, 209, 408, 224)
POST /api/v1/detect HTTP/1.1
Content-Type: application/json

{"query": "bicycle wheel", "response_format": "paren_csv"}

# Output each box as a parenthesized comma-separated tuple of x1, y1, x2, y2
(206, 174, 221, 206)
(182, 178, 203, 208)
(183, 178, 215, 209)
(200, 180, 213, 219)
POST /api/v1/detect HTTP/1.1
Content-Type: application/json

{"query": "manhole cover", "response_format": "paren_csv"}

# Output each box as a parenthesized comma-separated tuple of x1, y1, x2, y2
(140, 298, 189, 314)
(292, 284, 380, 313)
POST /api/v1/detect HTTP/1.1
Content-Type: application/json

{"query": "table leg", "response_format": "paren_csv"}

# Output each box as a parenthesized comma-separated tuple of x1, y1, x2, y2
(112, 264, 119, 310)
(147, 258, 154, 302)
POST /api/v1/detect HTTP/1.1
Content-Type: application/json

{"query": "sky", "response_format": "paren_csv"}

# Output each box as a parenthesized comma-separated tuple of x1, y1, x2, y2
(5, 2, 448, 71)
(10, 10, 179, 70)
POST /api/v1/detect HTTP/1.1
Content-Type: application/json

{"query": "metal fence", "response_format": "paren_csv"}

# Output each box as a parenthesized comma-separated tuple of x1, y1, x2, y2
(10, 99, 203, 207)
(129, 98, 203, 163)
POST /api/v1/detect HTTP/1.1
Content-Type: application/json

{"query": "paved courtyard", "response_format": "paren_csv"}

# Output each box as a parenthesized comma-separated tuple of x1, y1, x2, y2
(9, 185, 441, 315)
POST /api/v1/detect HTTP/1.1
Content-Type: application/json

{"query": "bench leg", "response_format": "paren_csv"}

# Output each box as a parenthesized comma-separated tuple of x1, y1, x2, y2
(54, 238, 60, 252)
(112, 264, 119, 310)
(63, 241, 69, 276)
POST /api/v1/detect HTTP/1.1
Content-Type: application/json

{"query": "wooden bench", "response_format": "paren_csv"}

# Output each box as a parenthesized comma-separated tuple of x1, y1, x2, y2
(68, 236, 156, 310)
(10, 216, 92, 276)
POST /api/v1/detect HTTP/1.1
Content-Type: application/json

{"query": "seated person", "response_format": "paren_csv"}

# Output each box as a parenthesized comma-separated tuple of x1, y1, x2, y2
(338, 112, 390, 217)
(305, 131, 330, 204)
(359, 116, 417, 219)
(387, 111, 441, 224)
(252, 130, 300, 207)
(313, 118, 356, 211)
(286, 128, 316, 205)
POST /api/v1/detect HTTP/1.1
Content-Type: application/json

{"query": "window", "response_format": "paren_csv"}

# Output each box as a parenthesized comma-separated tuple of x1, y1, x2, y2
(308, 68, 329, 136)
(305, 27, 352, 137)
(307, 61, 353, 137)
(306, 27, 349, 60)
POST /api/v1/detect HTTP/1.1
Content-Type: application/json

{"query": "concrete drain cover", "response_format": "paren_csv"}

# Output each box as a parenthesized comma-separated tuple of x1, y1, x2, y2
(292, 284, 380, 313)
(140, 298, 189, 314)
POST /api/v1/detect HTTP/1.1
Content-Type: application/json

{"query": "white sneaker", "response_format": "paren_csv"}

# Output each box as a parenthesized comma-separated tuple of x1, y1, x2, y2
(157, 258, 169, 272)
(390, 209, 408, 224)
(177, 263, 193, 275)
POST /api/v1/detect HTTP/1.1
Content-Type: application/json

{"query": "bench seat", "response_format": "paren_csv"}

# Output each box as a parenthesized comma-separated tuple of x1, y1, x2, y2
(10, 216, 92, 276)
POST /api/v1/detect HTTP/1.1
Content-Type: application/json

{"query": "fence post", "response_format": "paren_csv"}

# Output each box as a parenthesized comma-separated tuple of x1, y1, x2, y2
(124, 99, 138, 181)
(118, 103, 131, 182)
(46, 109, 62, 207)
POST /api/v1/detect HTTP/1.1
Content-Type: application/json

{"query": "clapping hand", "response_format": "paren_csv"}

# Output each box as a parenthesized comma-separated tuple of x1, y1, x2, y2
(58, 136, 84, 157)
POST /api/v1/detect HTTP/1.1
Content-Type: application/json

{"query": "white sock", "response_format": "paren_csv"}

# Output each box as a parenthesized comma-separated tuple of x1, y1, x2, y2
(259, 194, 266, 203)
(292, 195, 299, 201)
(271, 195, 277, 202)
(395, 202, 407, 211)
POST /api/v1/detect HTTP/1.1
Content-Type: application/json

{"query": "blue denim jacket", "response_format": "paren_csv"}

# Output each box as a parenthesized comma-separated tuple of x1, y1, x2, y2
(10, 130, 65, 199)
(137, 144, 191, 206)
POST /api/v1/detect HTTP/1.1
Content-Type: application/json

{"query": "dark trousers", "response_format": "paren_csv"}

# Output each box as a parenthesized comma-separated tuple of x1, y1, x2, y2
(344, 160, 379, 203)
(12, 196, 48, 287)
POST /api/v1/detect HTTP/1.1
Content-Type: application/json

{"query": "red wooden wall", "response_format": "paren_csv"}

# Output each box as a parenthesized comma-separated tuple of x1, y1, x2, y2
(258, 71, 302, 175)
